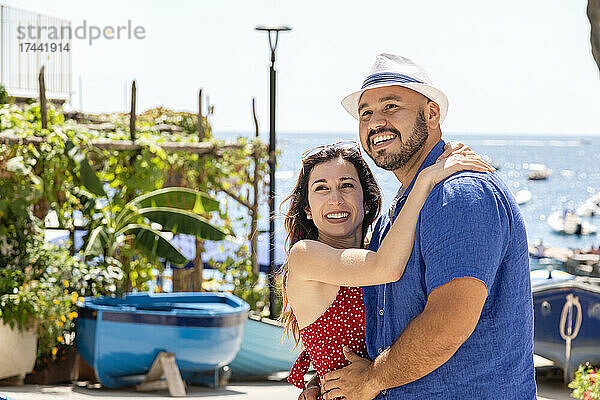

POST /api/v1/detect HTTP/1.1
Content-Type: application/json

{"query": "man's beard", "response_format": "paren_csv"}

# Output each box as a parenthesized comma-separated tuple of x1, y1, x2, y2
(367, 108, 429, 171)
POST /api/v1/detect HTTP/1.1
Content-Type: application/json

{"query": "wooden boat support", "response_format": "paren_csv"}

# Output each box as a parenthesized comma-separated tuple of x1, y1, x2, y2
(136, 352, 186, 397)
(0, 132, 251, 156)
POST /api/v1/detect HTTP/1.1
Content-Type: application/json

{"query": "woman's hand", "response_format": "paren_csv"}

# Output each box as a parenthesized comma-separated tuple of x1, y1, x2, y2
(420, 142, 495, 190)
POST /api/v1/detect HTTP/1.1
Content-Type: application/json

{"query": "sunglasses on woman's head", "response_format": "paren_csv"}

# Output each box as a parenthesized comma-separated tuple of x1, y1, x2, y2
(300, 140, 361, 161)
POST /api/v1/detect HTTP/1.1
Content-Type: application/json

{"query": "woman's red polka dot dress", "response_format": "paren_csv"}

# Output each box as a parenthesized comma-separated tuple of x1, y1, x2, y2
(287, 286, 368, 397)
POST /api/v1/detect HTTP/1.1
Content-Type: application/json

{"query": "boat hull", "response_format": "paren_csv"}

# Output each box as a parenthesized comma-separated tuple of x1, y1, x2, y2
(228, 314, 301, 379)
(75, 292, 249, 388)
(533, 278, 600, 381)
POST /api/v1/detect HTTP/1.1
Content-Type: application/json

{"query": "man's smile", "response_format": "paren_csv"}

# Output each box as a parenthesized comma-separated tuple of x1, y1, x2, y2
(371, 134, 398, 151)
(368, 128, 403, 152)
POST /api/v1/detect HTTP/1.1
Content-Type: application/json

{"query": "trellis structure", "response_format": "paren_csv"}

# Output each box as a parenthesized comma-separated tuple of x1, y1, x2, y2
(2, 66, 267, 297)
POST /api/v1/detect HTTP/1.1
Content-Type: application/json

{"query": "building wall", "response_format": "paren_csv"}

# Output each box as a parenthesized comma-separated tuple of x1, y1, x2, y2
(0, 3, 72, 101)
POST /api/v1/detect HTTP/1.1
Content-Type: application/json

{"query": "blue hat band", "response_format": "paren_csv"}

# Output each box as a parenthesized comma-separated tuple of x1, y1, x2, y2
(361, 72, 424, 90)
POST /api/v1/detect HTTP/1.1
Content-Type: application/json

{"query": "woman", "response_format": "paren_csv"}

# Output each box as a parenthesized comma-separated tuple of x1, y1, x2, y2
(280, 140, 493, 397)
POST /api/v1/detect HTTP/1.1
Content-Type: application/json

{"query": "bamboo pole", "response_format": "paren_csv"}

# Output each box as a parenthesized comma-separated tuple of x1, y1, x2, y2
(38, 66, 47, 129)
(198, 89, 204, 141)
(130, 80, 137, 141)
(250, 98, 260, 274)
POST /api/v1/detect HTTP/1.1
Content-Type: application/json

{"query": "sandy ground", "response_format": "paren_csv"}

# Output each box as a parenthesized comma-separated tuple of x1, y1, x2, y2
(0, 375, 572, 400)
(0, 356, 573, 400)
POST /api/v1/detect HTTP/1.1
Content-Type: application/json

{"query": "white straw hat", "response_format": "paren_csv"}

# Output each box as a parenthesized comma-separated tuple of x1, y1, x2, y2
(341, 53, 449, 124)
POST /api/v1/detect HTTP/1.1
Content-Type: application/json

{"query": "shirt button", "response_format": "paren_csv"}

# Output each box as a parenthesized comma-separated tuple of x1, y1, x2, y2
(382, 389, 387, 395)
(378, 347, 382, 354)
(379, 308, 384, 316)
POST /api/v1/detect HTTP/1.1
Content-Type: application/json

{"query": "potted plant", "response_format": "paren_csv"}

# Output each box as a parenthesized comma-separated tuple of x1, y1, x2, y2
(0, 228, 81, 384)
(0, 151, 85, 384)
(570, 364, 600, 400)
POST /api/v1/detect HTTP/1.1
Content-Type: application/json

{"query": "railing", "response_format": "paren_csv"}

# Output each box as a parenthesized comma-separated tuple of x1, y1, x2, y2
(0, 3, 71, 100)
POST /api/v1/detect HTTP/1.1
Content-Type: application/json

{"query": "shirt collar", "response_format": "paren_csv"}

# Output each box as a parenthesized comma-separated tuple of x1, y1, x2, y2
(390, 139, 446, 220)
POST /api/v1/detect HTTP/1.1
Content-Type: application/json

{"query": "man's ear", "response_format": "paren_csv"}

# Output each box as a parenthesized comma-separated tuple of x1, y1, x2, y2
(426, 101, 441, 129)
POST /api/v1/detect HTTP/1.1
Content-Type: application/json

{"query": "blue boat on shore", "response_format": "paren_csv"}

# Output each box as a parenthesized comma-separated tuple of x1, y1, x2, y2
(75, 292, 249, 388)
(228, 313, 301, 380)
(532, 269, 600, 381)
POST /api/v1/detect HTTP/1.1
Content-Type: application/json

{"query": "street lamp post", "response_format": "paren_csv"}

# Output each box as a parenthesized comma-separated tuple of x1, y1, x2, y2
(255, 24, 291, 319)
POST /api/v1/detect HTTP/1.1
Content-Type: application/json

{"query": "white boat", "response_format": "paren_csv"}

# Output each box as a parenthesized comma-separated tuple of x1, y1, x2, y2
(514, 189, 532, 205)
(576, 193, 600, 217)
(547, 211, 597, 235)
(565, 254, 600, 277)
(528, 243, 573, 263)
(526, 163, 552, 181)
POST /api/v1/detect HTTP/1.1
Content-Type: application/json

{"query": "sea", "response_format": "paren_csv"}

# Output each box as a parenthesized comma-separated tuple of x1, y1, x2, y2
(214, 131, 600, 252)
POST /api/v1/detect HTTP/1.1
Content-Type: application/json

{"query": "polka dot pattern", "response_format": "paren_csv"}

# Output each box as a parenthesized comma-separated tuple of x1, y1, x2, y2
(287, 286, 368, 397)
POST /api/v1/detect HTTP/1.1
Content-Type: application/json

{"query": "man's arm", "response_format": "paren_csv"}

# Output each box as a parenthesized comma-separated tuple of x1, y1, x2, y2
(323, 176, 506, 400)
(368, 277, 487, 388)
(322, 277, 487, 400)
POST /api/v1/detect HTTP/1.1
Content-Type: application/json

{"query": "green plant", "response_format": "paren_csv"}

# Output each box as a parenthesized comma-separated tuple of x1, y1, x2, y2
(206, 245, 281, 316)
(0, 132, 110, 365)
(0, 228, 88, 362)
(0, 84, 8, 104)
(1, 102, 270, 298)
(67, 139, 229, 291)
(570, 364, 600, 399)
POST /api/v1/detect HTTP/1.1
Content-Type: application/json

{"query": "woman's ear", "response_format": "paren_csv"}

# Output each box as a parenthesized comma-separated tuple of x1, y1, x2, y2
(305, 207, 312, 220)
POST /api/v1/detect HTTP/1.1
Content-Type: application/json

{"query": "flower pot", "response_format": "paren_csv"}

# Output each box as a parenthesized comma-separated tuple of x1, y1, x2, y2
(25, 345, 80, 385)
(0, 322, 37, 382)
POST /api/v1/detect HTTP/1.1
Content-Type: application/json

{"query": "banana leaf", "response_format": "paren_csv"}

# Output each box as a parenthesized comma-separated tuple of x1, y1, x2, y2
(132, 187, 220, 213)
(82, 226, 111, 259)
(115, 187, 220, 229)
(128, 207, 228, 241)
(119, 224, 188, 265)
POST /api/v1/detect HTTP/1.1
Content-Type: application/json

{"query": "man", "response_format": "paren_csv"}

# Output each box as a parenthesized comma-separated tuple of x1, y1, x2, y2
(299, 54, 536, 399)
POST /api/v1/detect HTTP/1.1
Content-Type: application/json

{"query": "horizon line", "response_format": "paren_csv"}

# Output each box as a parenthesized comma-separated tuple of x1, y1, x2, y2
(213, 130, 600, 137)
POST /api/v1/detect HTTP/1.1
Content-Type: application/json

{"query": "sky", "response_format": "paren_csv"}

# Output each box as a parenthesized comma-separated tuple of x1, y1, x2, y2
(3, 0, 600, 136)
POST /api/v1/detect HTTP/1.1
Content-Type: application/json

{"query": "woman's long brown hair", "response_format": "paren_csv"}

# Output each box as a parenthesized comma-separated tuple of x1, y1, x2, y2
(278, 146, 382, 348)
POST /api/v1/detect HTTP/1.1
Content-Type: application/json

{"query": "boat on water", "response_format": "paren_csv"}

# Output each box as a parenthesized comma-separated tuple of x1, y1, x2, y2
(547, 211, 597, 235)
(565, 254, 600, 277)
(75, 292, 249, 388)
(228, 313, 302, 380)
(577, 193, 600, 217)
(528, 243, 572, 263)
(526, 163, 552, 181)
(532, 269, 600, 381)
(514, 189, 532, 205)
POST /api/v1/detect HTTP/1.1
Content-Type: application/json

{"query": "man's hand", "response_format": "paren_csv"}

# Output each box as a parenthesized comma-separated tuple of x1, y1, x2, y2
(321, 347, 380, 400)
(298, 384, 320, 400)
(298, 374, 320, 400)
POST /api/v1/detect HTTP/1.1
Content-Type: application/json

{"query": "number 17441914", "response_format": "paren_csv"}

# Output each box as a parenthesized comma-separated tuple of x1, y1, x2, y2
(19, 42, 70, 52)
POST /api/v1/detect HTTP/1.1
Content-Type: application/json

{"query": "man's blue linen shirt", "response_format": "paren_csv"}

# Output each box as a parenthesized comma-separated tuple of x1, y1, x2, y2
(363, 140, 536, 399)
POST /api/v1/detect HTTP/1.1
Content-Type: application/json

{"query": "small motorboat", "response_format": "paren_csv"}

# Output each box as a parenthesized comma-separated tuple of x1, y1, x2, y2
(565, 254, 600, 277)
(528, 243, 572, 263)
(527, 163, 552, 180)
(228, 312, 302, 380)
(577, 193, 600, 217)
(514, 189, 532, 205)
(75, 292, 249, 388)
(532, 270, 600, 381)
(547, 211, 597, 235)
